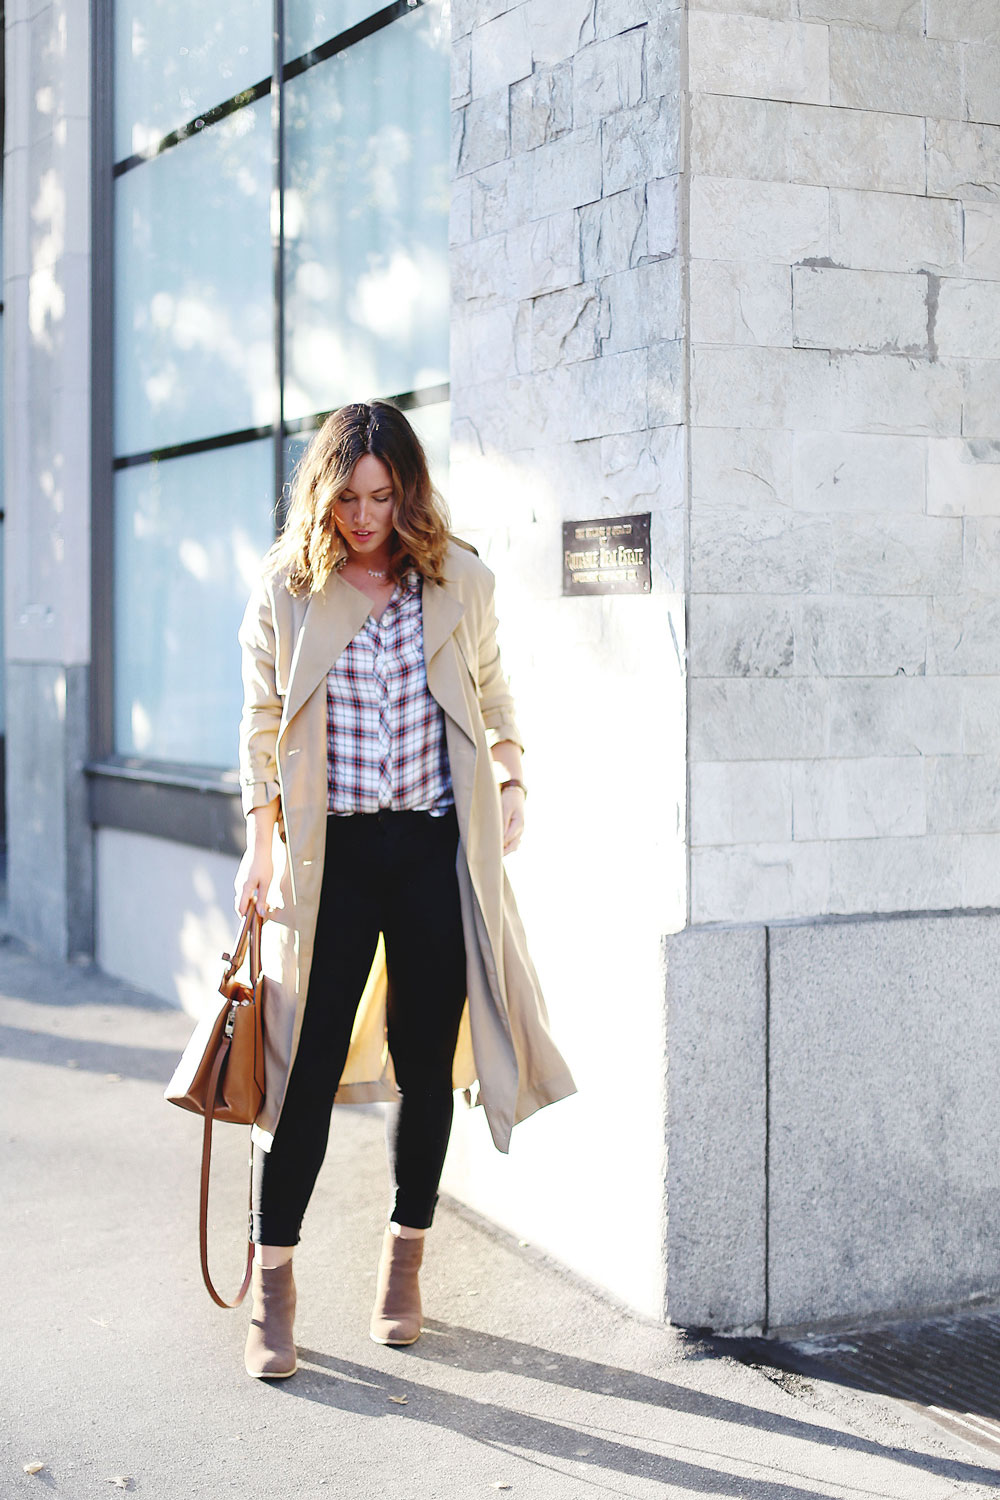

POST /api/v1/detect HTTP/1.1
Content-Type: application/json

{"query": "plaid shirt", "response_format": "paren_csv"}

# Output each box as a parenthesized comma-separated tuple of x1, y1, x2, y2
(326, 568, 455, 816)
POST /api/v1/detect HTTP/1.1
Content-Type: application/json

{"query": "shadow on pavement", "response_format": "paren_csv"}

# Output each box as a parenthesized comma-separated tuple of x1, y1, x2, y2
(271, 1328, 1000, 1495)
(0, 1020, 183, 1083)
(0, 934, 173, 1012)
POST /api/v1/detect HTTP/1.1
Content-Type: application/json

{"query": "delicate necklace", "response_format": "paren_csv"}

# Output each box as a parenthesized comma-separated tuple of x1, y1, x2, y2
(367, 567, 387, 579)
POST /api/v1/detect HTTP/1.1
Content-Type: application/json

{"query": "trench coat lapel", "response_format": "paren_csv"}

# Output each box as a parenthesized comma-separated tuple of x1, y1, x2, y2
(421, 578, 477, 747)
(279, 565, 478, 747)
(421, 574, 466, 664)
(278, 573, 376, 737)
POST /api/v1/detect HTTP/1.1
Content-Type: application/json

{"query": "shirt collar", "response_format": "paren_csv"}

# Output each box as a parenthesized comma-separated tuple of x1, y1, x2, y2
(392, 567, 420, 602)
(365, 567, 419, 630)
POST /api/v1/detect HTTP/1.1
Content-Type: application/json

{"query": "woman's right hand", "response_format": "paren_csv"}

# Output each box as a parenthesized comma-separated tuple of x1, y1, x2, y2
(236, 798, 280, 918)
(235, 845, 274, 919)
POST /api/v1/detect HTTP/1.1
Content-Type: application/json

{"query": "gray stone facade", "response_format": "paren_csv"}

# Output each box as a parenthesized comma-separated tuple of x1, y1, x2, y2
(674, 0, 1000, 1331)
(687, 0, 1000, 925)
(449, 0, 684, 534)
(668, 909, 1000, 1335)
(447, 0, 1000, 1329)
(4, 0, 93, 960)
(449, 0, 1000, 931)
(443, 0, 687, 1319)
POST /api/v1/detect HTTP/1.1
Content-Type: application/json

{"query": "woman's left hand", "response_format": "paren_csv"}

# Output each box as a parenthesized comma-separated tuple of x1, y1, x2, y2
(500, 784, 526, 855)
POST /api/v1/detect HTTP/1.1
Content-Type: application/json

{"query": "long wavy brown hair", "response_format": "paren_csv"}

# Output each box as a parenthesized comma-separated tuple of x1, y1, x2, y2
(265, 401, 452, 595)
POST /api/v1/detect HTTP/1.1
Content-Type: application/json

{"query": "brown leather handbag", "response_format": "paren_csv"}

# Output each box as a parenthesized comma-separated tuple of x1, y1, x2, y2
(164, 905, 266, 1307)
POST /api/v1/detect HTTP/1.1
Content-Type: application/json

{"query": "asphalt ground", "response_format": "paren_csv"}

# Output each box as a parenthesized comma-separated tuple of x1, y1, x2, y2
(3, 935, 1000, 1500)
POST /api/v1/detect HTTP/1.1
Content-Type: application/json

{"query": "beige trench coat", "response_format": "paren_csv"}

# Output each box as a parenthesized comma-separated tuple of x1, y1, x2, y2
(237, 536, 576, 1156)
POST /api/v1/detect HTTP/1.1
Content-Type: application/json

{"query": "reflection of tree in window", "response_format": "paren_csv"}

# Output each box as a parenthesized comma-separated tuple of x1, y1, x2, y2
(285, 10, 449, 419)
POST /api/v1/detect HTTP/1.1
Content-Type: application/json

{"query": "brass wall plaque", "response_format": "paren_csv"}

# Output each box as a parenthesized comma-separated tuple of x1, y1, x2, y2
(562, 513, 651, 596)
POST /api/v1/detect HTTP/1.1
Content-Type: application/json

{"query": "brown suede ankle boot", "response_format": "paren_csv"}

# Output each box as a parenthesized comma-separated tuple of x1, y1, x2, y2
(244, 1260, 298, 1378)
(369, 1226, 424, 1346)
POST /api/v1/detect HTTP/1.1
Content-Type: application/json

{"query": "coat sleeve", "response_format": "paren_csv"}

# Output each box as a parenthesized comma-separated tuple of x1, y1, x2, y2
(237, 577, 283, 818)
(476, 568, 524, 752)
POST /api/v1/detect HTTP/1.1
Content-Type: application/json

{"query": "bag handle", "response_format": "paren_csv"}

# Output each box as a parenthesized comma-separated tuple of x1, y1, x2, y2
(199, 906, 264, 1308)
(220, 904, 263, 993)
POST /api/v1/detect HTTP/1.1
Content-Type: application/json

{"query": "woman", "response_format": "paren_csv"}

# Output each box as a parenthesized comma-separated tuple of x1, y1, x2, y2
(235, 400, 576, 1380)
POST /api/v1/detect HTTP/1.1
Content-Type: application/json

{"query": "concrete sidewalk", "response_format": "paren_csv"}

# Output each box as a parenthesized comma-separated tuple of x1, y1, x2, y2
(2, 935, 998, 1500)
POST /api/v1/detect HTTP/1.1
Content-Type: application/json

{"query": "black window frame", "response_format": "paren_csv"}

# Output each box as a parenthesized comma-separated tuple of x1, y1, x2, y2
(88, 0, 448, 855)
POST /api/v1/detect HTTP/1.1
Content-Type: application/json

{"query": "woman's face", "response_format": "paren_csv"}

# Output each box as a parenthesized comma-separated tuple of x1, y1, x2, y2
(333, 453, 396, 559)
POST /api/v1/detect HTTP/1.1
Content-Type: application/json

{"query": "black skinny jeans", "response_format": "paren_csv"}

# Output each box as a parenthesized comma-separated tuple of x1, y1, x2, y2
(251, 805, 468, 1244)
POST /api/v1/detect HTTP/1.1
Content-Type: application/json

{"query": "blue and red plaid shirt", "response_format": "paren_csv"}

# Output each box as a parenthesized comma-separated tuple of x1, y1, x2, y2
(326, 568, 455, 816)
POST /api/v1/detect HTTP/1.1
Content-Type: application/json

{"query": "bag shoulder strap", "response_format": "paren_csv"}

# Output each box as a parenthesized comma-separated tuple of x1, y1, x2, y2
(198, 908, 262, 1308)
(198, 1033, 254, 1308)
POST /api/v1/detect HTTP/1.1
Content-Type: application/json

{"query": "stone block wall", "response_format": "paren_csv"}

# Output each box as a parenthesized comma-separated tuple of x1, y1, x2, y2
(667, 907, 1000, 1334)
(449, 0, 684, 475)
(442, 0, 688, 1317)
(687, 0, 1000, 924)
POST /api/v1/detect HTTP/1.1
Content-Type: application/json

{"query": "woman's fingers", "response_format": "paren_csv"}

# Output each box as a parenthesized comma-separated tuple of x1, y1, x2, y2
(235, 879, 266, 918)
(502, 803, 525, 854)
(235, 846, 274, 916)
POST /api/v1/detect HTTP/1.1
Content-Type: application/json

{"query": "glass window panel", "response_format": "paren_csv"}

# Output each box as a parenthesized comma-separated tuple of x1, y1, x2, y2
(114, 441, 275, 767)
(285, 0, 387, 63)
(114, 0, 272, 162)
(114, 98, 274, 458)
(283, 431, 314, 488)
(283, 3, 449, 420)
